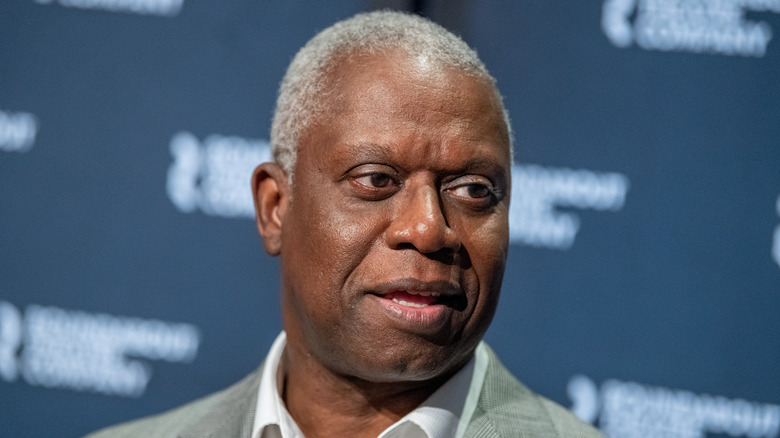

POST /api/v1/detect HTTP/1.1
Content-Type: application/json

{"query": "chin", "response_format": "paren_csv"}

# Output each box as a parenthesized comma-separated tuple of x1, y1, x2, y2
(332, 340, 476, 384)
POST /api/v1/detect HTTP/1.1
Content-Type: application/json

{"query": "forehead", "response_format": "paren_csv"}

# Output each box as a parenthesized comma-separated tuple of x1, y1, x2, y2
(298, 51, 510, 168)
(332, 51, 501, 119)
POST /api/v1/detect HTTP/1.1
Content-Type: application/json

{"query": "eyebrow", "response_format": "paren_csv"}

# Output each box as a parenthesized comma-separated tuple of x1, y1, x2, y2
(343, 142, 397, 162)
(458, 156, 507, 173)
(341, 141, 509, 179)
(346, 142, 506, 164)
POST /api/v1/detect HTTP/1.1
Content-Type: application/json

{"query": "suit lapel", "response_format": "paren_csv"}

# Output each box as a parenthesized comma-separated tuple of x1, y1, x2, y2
(174, 348, 558, 438)
(464, 346, 556, 438)
(178, 364, 264, 438)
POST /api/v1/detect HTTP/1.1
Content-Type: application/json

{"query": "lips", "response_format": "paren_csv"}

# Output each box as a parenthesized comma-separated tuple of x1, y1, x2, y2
(383, 290, 441, 308)
(364, 278, 464, 335)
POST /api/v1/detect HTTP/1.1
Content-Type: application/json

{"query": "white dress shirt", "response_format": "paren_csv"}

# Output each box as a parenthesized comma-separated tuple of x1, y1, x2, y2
(251, 332, 489, 438)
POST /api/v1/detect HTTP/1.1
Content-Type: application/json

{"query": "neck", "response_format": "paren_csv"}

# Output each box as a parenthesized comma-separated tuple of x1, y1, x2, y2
(279, 345, 458, 438)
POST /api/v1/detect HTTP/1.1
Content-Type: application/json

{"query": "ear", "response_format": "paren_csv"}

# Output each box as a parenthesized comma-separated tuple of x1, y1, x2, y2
(252, 162, 290, 256)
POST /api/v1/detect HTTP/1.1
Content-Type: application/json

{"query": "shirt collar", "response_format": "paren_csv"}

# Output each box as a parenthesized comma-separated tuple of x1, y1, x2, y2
(378, 354, 475, 438)
(251, 332, 303, 438)
(251, 332, 488, 438)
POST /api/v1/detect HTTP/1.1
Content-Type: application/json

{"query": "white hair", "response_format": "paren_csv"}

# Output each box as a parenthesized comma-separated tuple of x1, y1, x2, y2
(271, 10, 513, 181)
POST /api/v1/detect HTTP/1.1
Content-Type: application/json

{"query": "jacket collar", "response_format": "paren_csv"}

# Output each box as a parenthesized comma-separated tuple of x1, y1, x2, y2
(178, 364, 263, 438)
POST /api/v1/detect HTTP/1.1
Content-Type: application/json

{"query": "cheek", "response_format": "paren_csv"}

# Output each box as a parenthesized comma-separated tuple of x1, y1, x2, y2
(460, 213, 508, 318)
(281, 193, 386, 313)
(310, 200, 383, 271)
(453, 204, 509, 264)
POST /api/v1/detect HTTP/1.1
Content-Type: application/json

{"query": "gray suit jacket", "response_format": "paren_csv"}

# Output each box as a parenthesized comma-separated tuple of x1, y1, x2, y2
(85, 345, 603, 438)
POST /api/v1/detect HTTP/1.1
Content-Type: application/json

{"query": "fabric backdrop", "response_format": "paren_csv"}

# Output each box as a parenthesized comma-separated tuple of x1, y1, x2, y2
(2, 1, 779, 437)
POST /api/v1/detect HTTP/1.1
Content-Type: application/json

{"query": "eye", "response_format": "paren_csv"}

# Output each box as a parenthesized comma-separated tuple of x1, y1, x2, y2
(357, 172, 392, 188)
(347, 165, 400, 200)
(444, 175, 500, 208)
(455, 183, 492, 199)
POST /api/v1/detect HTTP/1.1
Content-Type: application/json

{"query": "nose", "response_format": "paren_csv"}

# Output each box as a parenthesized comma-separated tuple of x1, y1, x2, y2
(385, 184, 461, 255)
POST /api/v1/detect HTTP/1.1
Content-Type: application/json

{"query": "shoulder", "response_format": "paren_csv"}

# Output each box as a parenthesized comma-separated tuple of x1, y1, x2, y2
(535, 396, 605, 438)
(84, 367, 262, 438)
(466, 344, 605, 438)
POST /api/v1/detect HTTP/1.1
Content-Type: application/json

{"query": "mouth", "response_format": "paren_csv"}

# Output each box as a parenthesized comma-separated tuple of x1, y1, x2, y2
(382, 290, 443, 308)
(369, 277, 465, 309)
(365, 279, 466, 335)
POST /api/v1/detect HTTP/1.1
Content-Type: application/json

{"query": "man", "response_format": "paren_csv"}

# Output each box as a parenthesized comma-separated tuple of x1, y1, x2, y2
(87, 10, 604, 438)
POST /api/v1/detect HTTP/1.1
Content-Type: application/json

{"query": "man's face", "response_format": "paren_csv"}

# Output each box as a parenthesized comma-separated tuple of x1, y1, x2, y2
(278, 51, 511, 383)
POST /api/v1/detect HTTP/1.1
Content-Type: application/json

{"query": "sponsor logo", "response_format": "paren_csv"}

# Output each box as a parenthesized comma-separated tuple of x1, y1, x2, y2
(0, 110, 38, 153)
(166, 133, 630, 250)
(166, 131, 271, 218)
(33, 0, 184, 17)
(0, 301, 200, 397)
(602, 0, 780, 57)
(510, 165, 629, 250)
(568, 374, 780, 437)
(773, 195, 780, 268)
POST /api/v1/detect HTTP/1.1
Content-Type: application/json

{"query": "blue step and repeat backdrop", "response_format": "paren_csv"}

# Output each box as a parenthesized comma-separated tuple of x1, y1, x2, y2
(2, 0, 779, 437)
